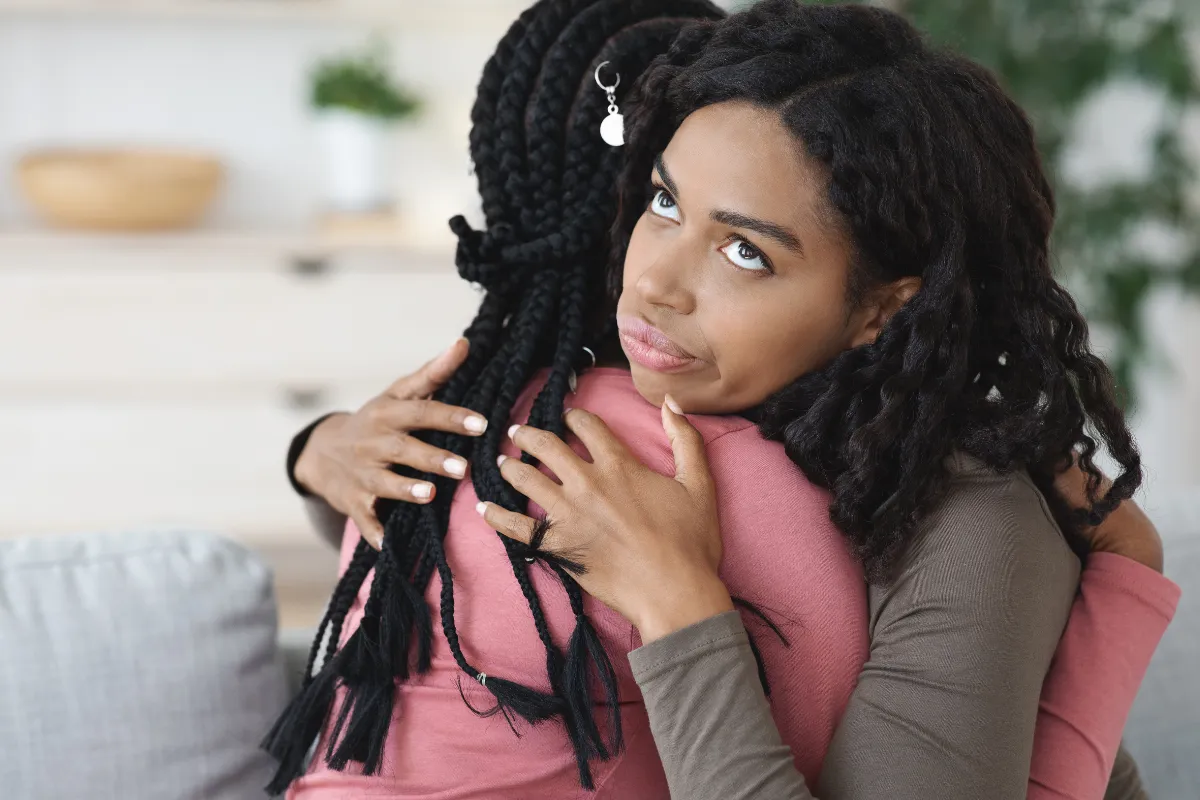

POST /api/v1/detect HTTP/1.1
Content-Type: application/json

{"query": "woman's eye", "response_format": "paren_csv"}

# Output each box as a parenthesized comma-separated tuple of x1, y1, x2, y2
(720, 238, 770, 272)
(648, 189, 680, 221)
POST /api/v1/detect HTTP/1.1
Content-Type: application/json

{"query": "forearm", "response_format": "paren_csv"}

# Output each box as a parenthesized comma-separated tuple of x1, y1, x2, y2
(817, 469, 1078, 800)
(628, 608, 1158, 800)
(630, 611, 815, 800)
(626, 485, 1179, 800)
(287, 412, 349, 550)
(1028, 553, 1180, 800)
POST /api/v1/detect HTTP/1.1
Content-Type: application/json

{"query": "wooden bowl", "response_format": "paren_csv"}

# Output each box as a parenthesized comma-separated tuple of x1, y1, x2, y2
(17, 149, 224, 231)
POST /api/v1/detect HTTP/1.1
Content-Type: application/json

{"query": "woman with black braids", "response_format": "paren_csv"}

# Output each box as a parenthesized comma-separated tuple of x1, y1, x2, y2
(272, 1, 1180, 798)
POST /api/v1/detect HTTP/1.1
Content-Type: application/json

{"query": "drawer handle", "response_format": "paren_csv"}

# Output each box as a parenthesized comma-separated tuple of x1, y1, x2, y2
(283, 386, 328, 411)
(290, 255, 331, 277)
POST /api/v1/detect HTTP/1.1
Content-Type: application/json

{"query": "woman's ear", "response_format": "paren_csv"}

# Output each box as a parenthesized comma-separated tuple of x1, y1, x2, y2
(849, 277, 922, 348)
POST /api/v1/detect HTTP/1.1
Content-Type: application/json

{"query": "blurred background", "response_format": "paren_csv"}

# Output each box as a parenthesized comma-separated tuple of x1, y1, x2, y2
(0, 0, 1197, 632)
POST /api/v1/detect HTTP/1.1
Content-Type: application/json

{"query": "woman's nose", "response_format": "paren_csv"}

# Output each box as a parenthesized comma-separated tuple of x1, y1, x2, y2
(634, 250, 696, 315)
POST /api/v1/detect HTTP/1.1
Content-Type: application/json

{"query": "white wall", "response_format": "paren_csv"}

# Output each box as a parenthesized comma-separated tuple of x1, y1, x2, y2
(0, 13, 503, 232)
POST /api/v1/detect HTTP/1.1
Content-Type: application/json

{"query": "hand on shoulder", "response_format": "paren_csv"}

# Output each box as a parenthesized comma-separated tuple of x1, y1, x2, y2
(1054, 461, 1164, 574)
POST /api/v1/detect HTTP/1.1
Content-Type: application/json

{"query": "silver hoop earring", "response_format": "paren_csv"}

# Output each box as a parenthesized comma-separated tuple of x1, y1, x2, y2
(567, 346, 598, 394)
(594, 61, 624, 147)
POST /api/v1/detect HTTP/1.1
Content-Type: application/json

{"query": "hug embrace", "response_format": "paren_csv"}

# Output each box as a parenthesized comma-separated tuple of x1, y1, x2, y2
(265, 1, 1183, 798)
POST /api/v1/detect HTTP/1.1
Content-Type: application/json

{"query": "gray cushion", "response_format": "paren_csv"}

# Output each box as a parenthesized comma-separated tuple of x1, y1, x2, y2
(0, 530, 288, 799)
(1123, 515, 1200, 800)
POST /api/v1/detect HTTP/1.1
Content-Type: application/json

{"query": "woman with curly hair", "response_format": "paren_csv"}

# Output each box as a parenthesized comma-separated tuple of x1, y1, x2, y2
(269, 1, 1180, 797)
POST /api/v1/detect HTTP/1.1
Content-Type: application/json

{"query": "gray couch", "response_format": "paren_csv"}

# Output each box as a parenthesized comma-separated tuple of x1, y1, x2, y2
(0, 526, 1194, 799)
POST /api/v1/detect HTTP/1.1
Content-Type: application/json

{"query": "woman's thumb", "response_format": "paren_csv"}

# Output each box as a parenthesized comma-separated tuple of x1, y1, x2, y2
(662, 394, 712, 496)
(391, 338, 469, 398)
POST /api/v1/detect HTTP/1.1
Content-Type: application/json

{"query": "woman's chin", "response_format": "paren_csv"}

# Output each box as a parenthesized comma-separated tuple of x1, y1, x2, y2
(629, 366, 714, 415)
(629, 365, 762, 418)
(629, 366, 670, 409)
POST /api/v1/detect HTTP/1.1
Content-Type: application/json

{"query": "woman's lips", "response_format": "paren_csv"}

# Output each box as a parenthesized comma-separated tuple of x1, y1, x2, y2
(617, 316, 697, 373)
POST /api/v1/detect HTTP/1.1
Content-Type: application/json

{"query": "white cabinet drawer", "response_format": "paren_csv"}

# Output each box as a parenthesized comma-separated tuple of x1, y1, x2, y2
(0, 388, 378, 541)
(0, 269, 481, 385)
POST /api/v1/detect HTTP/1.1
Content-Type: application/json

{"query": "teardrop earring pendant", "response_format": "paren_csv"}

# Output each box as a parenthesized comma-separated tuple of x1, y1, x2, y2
(595, 61, 624, 147)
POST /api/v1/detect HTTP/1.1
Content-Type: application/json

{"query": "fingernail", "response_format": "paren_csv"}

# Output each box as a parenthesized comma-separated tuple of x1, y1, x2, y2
(497, 454, 508, 467)
(475, 501, 487, 515)
(562, 407, 573, 418)
(411, 483, 433, 499)
(464, 416, 488, 433)
(444, 458, 467, 477)
(664, 395, 683, 415)
(507, 424, 520, 440)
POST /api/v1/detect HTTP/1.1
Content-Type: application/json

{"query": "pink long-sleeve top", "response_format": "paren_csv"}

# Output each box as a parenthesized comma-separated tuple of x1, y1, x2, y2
(288, 368, 1181, 799)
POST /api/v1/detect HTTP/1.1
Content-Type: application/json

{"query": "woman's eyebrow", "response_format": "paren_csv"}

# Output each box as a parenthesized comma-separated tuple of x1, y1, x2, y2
(653, 153, 681, 198)
(655, 152, 805, 257)
(710, 209, 805, 257)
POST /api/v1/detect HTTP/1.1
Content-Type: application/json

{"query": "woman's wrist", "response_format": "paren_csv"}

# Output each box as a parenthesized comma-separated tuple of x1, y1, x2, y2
(290, 412, 348, 497)
(634, 571, 735, 644)
(1089, 502, 1164, 574)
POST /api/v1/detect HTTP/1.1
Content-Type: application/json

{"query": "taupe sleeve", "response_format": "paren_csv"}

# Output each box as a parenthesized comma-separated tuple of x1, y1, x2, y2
(630, 463, 1152, 800)
(816, 467, 1078, 799)
(630, 611, 815, 799)
(1105, 746, 1148, 800)
(631, 611, 1150, 800)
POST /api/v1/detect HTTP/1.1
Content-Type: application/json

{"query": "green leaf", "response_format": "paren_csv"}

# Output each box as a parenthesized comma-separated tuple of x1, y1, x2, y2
(310, 41, 420, 120)
(1119, 20, 1199, 102)
(897, 0, 1200, 406)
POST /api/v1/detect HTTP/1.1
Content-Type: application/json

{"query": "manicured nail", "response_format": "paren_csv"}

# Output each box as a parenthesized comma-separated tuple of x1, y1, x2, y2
(475, 501, 487, 515)
(464, 416, 488, 433)
(411, 483, 433, 499)
(508, 424, 520, 440)
(497, 455, 508, 467)
(444, 458, 467, 477)
(664, 395, 683, 415)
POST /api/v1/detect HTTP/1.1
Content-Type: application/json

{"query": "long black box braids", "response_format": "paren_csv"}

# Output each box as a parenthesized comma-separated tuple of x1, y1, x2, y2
(263, 0, 726, 793)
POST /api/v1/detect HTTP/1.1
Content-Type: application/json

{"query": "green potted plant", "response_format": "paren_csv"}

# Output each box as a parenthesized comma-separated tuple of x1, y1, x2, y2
(310, 39, 420, 213)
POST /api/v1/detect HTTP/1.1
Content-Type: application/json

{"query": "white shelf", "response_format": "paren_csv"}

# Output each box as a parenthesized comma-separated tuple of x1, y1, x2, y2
(0, 0, 522, 28)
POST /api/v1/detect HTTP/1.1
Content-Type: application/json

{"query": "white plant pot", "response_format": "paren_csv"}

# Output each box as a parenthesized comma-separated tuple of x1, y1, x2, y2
(314, 109, 394, 213)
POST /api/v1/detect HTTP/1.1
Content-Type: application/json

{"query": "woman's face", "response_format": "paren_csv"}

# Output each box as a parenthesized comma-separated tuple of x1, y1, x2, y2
(617, 100, 885, 415)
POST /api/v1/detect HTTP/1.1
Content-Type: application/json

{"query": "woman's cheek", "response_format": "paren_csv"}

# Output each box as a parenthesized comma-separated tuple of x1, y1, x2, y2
(743, 324, 835, 401)
(622, 216, 657, 287)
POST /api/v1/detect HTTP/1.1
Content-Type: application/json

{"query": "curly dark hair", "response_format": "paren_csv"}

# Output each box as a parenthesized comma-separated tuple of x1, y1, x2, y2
(262, 0, 725, 793)
(611, 0, 1141, 577)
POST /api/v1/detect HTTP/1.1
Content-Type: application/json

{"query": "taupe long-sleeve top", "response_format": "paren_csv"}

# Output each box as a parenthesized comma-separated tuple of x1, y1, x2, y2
(626, 461, 1175, 799)
(295, 451, 1167, 798)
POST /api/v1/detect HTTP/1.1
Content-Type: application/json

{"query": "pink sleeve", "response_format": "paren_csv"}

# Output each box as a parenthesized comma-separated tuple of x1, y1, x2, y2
(1028, 552, 1182, 799)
